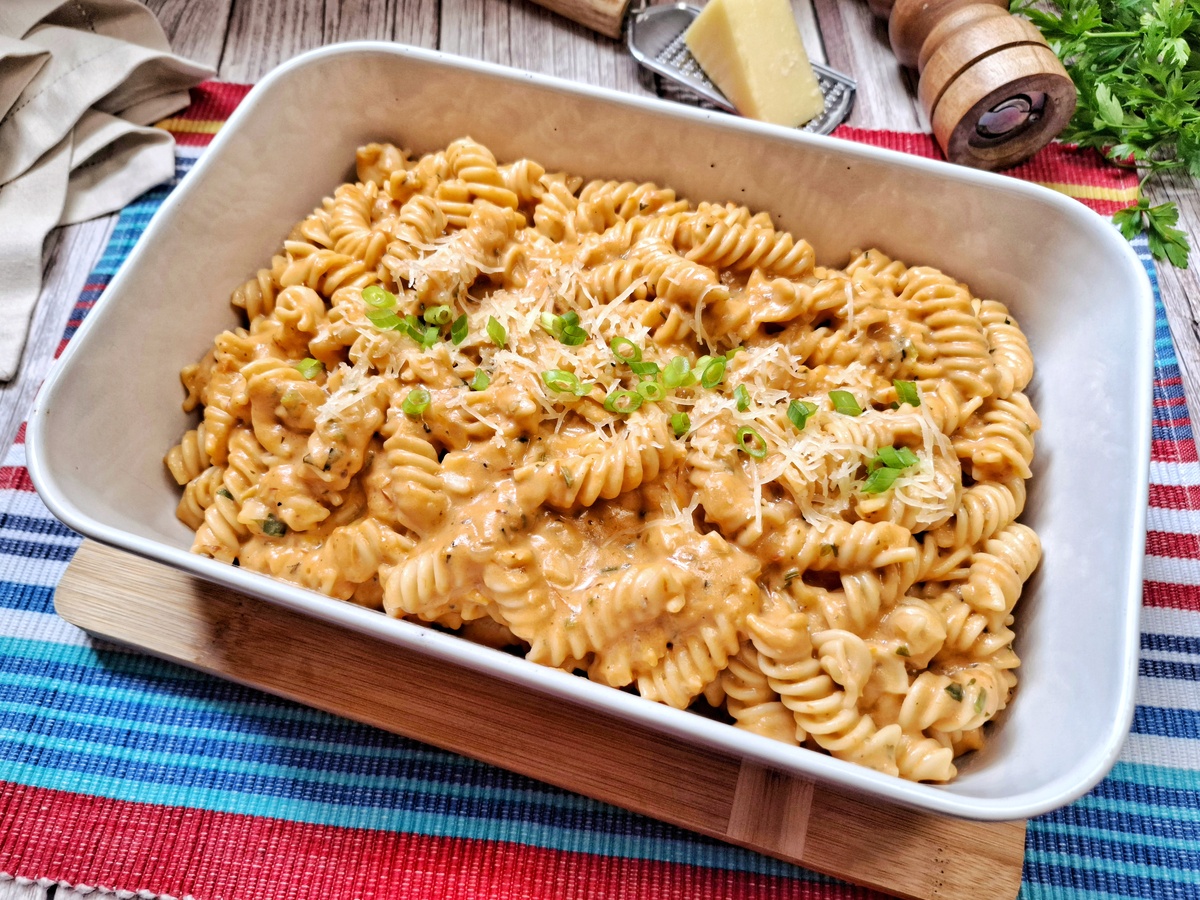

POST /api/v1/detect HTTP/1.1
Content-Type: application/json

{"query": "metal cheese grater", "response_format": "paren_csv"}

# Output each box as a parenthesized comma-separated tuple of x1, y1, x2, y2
(625, 3, 857, 135)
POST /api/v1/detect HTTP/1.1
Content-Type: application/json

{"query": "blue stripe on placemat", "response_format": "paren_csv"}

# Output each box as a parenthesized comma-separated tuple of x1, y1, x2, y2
(1, 146, 1197, 899)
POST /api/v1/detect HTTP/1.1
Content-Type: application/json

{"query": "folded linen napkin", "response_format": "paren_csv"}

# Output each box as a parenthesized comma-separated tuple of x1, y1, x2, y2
(0, 0, 212, 381)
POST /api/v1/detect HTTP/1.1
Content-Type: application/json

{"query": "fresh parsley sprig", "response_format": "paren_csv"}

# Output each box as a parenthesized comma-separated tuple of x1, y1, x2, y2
(1014, 0, 1198, 267)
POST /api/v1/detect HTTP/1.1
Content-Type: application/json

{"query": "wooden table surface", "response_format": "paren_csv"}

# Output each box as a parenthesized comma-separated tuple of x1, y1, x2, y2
(9, 0, 1198, 455)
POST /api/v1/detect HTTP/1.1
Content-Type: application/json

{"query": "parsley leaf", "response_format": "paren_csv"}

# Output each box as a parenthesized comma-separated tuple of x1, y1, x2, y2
(1015, 0, 1199, 267)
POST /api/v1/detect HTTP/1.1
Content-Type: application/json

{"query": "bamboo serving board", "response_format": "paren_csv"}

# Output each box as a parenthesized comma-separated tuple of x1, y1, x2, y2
(55, 540, 1026, 900)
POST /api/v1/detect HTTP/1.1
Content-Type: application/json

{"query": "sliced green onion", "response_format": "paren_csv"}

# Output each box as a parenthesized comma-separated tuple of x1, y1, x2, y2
(700, 356, 727, 389)
(486, 315, 507, 348)
(295, 358, 323, 380)
(861, 466, 902, 494)
(725, 346, 745, 361)
(637, 381, 665, 402)
(559, 323, 588, 346)
(788, 400, 817, 431)
(561, 310, 580, 327)
(629, 360, 660, 378)
(871, 445, 919, 474)
(830, 390, 863, 416)
(542, 369, 582, 394)
(945, 682, 964, 702)
(423, 305, 453, 325)
(539, 312, 561, 335)
(736, 426, 768, 459)
(875, 446, 905, 470)
(261, 514, 288, 537)
(450, 313, 468, 345)
(734, 384, 751, 412)
(216, 487, 233, 501)
(894, 379, 920, 407)
(367, 308, 405, 331)
(468, 369, 490, 391)
(783, 569, 801, 582)
(402, 387, 431, 416)
(896, 645, 911, 658)
(671, 412, 690, 438)
(421, 325, 440, 349)
(610, 336, 641, 363)
(397, 314, 425, 342)
(975, 689, 987, 715)
(604, 389, 643, 414)
(663, 356, 690, 389)
(361, 285, 395, 308)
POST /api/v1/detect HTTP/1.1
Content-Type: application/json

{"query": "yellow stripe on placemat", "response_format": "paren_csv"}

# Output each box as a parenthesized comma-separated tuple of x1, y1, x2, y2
(155, 118, 225, 135)
(1037, 182, 1139, 203)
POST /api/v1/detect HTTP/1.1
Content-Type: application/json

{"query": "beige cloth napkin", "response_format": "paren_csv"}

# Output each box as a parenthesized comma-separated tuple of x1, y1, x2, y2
(0, 0, 213, 380)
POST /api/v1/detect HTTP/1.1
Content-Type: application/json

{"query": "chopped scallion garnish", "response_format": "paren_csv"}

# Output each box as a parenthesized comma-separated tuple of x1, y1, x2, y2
(945, 683, 964, 702)
(486, 316, 507, 348)
(896, 646, 911, 658)
(734, 384, 750, 412)
(610, 336, 641, 363)
(671, 411, 690, 438)
(604, 389, 643, 414)
(893, 379, 920, 407)
(875, 445, 918, 470)
(295, 358, 323, 380)
(788, 399, 817, 431)
(975, 689, 987, 715)
(700, 356, 727, 389)
(262, 514, 288, 537)
(830, 390, 862, 416)
(451, 313, 468, 345)
(361, 285, 395, 308)
(861, 466, 902, 494)
(423, 305, 453, 326)
(637, 381, 665, 402)
(725, 346, 744, 361)
(402, 388, 431, 416)
(559, 323, 588, 346)
(216, 487, 233, 501)
(367, 308, 405, 331)
(735, 425, 768, 459)
(629, 360, 660, 378)
(468, 369, 490, 391)
(663, 356, 690, 389)
(542, 369, 582, 394)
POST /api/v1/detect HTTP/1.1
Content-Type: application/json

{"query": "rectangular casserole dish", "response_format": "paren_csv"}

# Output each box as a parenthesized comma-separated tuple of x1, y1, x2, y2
(27, 43, 1153, 820)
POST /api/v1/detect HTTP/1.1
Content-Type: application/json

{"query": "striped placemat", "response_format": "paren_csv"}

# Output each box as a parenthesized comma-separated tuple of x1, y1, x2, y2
(1, 82, 1194, 900)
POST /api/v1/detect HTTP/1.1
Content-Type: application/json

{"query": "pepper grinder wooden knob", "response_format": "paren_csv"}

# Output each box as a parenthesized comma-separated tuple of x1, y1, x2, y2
(875, 0, 1076, 169)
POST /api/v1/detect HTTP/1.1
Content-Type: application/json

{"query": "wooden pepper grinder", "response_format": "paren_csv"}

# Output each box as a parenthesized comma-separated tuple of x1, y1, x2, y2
(869, 0, 1076, 169)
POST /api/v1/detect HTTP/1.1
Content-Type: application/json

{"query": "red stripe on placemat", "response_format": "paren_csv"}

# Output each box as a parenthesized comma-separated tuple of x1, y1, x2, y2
(0, 468, 33, 492)
(1148, 531, 1200, 559)
(1153, 439, 1199, 463)
(1144, 581, 1200, 611)
(172, 82, 253, 122)
(1150, 483, 1200, 510)
(0, 782, 880, 900)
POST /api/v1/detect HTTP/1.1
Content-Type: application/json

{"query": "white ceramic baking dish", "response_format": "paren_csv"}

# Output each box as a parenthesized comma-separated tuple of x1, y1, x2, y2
(27, 43, 1152, 820)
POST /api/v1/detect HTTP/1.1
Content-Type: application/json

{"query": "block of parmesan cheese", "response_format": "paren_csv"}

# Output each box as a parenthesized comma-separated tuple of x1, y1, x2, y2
(684, 0, 825, 128)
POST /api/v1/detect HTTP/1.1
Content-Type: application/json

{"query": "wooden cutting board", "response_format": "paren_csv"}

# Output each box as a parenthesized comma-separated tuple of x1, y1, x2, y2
(55, 539, 1026, 900)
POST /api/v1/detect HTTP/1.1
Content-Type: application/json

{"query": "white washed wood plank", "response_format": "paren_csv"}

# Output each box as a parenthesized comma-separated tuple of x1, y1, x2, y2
(218, 0, 325, 82)
(324, 0, 398, 42)
(0, 217, 117, 454)
(1145, 173, 1200, 438)
(396, 0, 441, 48)
(143, 0, 234, 68)
(811, 0, 923, 131)
(440, 0, 653, 96)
